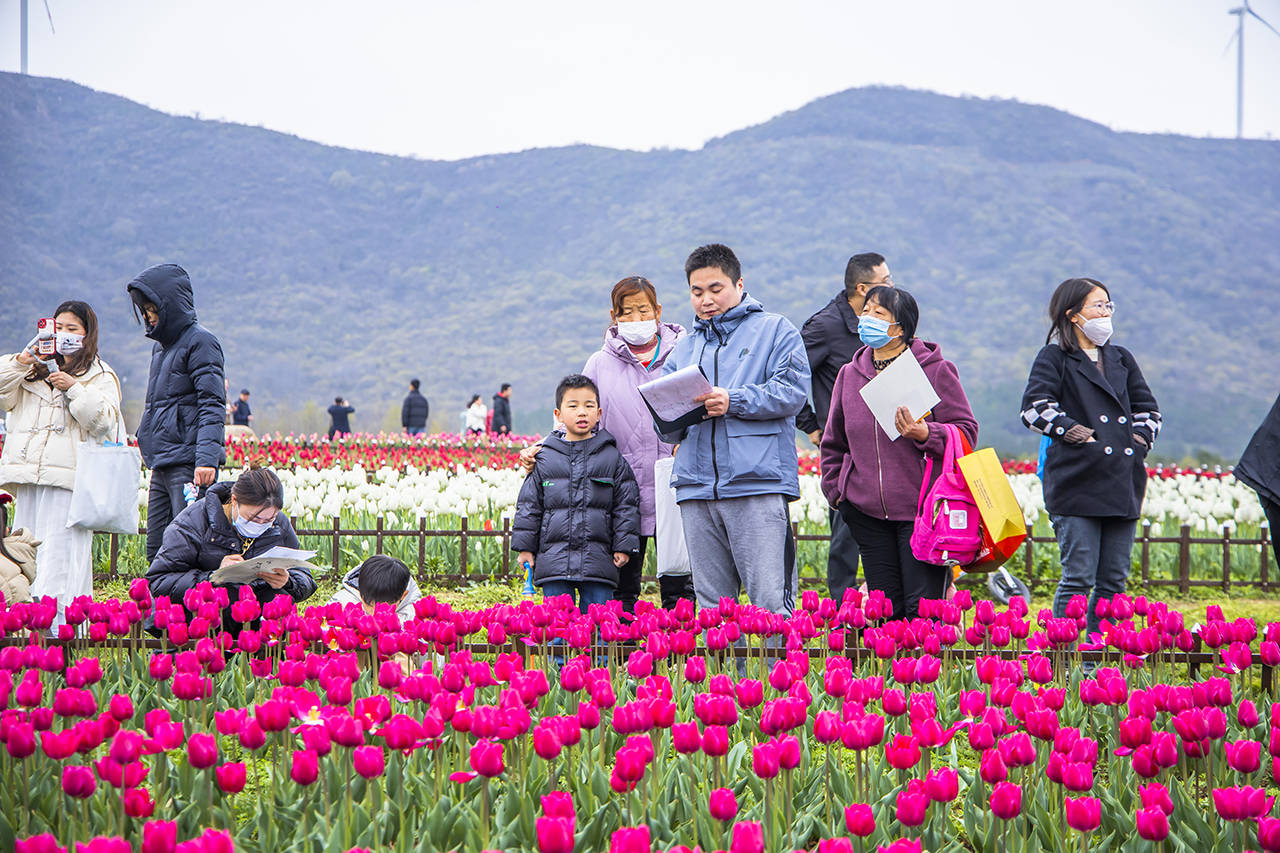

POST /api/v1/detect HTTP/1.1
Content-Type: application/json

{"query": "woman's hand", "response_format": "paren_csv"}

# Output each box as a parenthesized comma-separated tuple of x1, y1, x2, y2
(894, 406, 929, 442)
(47, 371, 77, 391)
(1062, 424, 1096, 445)
(219, 554, 245, 570)
(257, 568, 289, 589)
(15, 348, 38, 366)
(518, 444, 540, 473)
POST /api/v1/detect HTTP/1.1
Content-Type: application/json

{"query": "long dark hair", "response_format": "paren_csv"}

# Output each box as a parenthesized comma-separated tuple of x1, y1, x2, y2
(1046, 278, 1109, 352)
(231, 459, 284, 509)
(27, 301, 100, 382)
(468, 394, 481, 407)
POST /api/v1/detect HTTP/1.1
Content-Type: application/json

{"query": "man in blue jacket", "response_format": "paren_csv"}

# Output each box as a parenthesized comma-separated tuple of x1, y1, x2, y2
(658, 244, 810, 616)
(127, 264, 226, 561)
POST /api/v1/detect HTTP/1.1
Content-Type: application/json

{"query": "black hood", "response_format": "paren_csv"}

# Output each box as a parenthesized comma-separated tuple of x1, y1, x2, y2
(127, 263, 197, 345)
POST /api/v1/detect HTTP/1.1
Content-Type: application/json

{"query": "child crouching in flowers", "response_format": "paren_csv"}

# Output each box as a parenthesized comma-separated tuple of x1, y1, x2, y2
(330, 554, 422, 623)
(512, 374, 640, 612)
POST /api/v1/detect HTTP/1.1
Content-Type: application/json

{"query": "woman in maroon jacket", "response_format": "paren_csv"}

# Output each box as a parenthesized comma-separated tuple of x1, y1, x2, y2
(819, 287, 978, 620)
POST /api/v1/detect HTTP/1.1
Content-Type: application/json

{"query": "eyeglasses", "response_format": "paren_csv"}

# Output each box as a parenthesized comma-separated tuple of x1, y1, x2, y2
(1083, 300, 1115, 314)
(860, 275, 893, 287)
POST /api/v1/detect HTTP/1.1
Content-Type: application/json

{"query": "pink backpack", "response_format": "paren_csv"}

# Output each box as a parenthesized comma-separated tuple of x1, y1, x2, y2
(909, 423, 983, 567)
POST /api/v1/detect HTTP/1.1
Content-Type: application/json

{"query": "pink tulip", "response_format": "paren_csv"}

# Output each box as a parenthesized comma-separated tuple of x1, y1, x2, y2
(215, 763, 247, 794)
(1258, 816, 1280, 852)
(1136, 807, 1169, 842)
(925, 768, 959, 802)
(187, 733, 218, 769)
(1064, 796, 1101, 833)
(536, 817, 574, 853)
(609, 825, 651, 853)
(990, 782, 1022, 820)
(353, 746, 385, 779)
(709, 787, 739, 821)
(896, 784, 929, 827)
(1139, 783, 1173, 815)
(729, 821, 764, 853)
(844, 802, 875, 836)
(121, 787, 155, 818)
(290, 750, 319, 786)
(61, 765, 96, 799)
(14, 835, 67, 853)
(883, 734, 920, 770)
(1225, 739, 1262, 774)
(470, 739, 504, 777)
(751, 740, 780, 779)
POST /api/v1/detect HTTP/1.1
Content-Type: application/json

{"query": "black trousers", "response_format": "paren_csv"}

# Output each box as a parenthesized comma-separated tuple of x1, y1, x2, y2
(839, 503, 945, 622)
(146, 463, 194, 561)
(826, 506, 862, 603)
(1263, 495, 1280, 574)
(614, 535, 697, 612)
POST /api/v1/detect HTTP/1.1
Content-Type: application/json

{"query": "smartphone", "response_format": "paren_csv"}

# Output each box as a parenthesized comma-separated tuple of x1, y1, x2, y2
(35, 318, 56, 358)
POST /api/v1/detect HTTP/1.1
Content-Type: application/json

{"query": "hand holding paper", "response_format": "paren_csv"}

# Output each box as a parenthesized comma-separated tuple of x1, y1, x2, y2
(638, 365, 713, 432)
(859, 349, 941, 441)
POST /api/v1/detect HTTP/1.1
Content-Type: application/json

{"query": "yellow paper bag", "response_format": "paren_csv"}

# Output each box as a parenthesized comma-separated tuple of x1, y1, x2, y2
(957, 447, 1026, 546)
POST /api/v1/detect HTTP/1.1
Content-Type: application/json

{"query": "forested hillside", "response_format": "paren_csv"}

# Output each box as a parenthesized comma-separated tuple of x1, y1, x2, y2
(2, 73, 1277, 458)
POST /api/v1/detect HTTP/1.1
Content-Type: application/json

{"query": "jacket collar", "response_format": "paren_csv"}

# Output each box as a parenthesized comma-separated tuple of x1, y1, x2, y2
(601, 322, 683, 370)
(830, 292, 861, 338)
(204, 481, 286, 547)
(693, 294, 764, 340)
(1066, 346, 1123, 405)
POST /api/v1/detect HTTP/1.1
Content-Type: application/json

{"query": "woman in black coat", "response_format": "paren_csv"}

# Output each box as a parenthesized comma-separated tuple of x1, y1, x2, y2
(1020, 278, 1160, 641)
(1235, 391, 1280, 568)
(146, 465, 316, 633)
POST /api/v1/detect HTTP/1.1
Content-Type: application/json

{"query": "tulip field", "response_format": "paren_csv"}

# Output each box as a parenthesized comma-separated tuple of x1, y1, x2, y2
(6, 581, 1280, 853)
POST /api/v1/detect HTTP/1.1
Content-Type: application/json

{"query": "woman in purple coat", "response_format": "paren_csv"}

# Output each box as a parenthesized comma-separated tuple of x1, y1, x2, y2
(819, 287, 977, 621)
(583, 277, 693, 611)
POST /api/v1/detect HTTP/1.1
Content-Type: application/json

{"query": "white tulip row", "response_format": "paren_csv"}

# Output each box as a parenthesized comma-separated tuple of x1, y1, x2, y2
(136, 466, 1268, 535)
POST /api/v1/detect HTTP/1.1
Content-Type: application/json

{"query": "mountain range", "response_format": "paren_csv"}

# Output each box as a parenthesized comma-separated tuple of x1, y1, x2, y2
(2, 72, 1277, 460)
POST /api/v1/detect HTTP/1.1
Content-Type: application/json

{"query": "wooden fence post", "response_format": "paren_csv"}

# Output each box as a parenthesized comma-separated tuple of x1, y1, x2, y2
(375, 515, 384, 555)
(1221, 524, 1231, 595)
(1178, 524, 1192, 595)
(502, 517, 512, 582)
(109, 533, 120, 581)
(418, 516, 427, 585)
(1140, 520, 1151, 590)
(331, 515, 342, 579)
(1263, 524, 1272, 593)
(460, 515, 469, 577)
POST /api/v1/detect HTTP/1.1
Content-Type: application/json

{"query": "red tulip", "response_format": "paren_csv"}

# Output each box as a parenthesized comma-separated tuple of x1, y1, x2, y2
(41, 729, 80, 760)
(215, 763, 247, 794)
(709, 787, 738, 821)
(844, 802, 875, 836)
(990, 782, 1022, 820)
(883, 734, 920, 770)
(122, 787, 155, 818)
(353, 745, 385, 779)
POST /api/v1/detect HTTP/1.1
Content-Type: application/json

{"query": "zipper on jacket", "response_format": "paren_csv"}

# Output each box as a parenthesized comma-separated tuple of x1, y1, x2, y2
(874, 425, 889, 519)
(708, 320, 726, 501)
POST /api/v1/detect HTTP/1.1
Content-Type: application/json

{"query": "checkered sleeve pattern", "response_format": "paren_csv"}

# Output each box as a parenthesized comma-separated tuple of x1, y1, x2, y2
(1021, 397, 1078, 437)
(1131, 410, 1161, 445)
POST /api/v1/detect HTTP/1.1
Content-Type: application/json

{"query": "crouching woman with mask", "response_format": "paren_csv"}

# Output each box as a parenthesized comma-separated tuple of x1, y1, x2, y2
(145, 462, 316, 633)
(1020, 278, 1160, 643)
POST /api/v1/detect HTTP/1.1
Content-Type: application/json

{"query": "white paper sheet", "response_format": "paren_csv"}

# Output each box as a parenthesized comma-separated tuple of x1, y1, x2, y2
(638, 365, 713, 421)
(210, 556, 316, 585)
(259, 546, 317, 561)
(858, 348, 941, 441)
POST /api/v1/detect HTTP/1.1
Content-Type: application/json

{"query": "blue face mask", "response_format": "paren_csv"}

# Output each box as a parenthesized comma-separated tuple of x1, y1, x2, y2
(858, 315, 898, 349)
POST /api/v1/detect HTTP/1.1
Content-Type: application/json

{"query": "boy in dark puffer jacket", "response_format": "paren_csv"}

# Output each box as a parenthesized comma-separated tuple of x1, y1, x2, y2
(513, 374, 640, 612)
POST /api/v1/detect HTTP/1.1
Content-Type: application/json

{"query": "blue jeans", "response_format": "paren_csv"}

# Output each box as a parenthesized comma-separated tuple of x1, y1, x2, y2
(405, 427, 425, 436)
(1050, 514, 1136, 640)
(540, 581, 613, 613)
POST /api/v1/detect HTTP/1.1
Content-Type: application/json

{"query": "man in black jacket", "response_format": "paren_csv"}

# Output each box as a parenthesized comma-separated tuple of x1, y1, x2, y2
(795, 252, 892, 603)
(1231, 393, 1279, 568)
(401, 379, 430, 435)
(491, 383, 513, 434)
(127, 263, 226, 561)
(328, 397, 355, 439)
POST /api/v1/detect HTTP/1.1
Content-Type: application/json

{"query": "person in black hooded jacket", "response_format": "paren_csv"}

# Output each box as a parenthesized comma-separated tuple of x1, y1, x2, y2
(127, 264, 226, 560)
(512, 375, 639, 610)
(1235, 391, 1280, 569)
(146, 465, 316, 634)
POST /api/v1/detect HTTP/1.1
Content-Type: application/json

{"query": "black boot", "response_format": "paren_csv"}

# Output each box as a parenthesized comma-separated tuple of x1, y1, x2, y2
(659, 574, 696, 610)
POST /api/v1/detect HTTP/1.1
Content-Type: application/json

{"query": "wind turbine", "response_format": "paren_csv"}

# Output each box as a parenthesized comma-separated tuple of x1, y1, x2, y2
(1227, 0, 1280, 138)
(18, 0, 56, 75)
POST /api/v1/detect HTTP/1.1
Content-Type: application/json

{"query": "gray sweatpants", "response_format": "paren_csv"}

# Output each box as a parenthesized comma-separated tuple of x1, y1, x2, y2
(679, 494, 797, 616)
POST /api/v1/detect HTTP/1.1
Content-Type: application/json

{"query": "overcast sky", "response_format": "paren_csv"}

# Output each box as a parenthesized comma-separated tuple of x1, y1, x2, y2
(3, 0, 1279, 160)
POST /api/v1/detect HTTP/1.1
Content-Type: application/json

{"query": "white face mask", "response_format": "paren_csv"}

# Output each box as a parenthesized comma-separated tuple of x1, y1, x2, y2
(55, 331, 84, 354)
(616, 320, 658, 346)
(1078, 316, 1113, 347)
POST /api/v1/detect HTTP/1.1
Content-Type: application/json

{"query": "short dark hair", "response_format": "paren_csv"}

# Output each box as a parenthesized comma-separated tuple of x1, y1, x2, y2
(844, 252, 887, 296)
(685, 244, 741, 284)
(500, 383, 511, 393)
(231, 464, 284, 509)
(334, 397, 343, 404)
(357, 555, 410, 605)
(555, 374, 599, 409)
(410, 378, 420, 390)
(1047, 278, 1109, 352)
(240, 389, 250, 396)
(864, 285, 918, 346)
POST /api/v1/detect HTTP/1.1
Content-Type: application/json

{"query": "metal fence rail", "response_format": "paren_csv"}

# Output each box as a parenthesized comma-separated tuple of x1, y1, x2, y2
(96, 519, 1274, 593)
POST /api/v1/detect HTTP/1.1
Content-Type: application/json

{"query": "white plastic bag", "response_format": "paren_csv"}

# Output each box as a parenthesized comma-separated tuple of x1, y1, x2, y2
(653, 456, 692, 578)
(66, 439, 143, 534)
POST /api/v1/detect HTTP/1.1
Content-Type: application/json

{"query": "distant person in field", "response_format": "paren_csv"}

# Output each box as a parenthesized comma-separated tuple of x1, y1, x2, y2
(513, 374, 640, 612)
(230, 389, 252, 426)
(797, 252, 892, 603)
(1233, 391, 1280, 571)
(491, 383, 513, 434)
(127, 263, 226, 562)
(1020, 277, 1160, 644)
(328, 397, 355, 439)
(401, 378, 429, 436)
(657, 243, 809, 617)
(465, 394, 487, 435)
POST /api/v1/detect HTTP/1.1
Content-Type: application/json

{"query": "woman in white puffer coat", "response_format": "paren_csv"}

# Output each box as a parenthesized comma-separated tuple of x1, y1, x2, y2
(0, 301, 122, 627)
